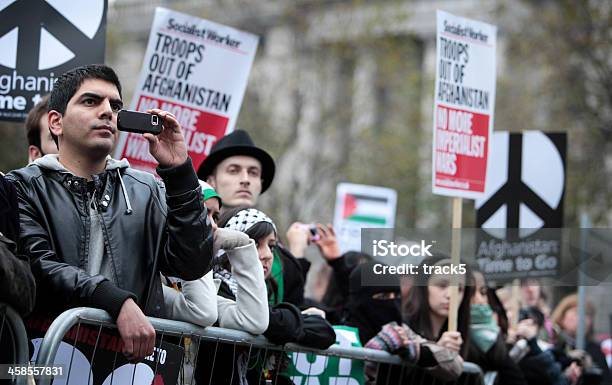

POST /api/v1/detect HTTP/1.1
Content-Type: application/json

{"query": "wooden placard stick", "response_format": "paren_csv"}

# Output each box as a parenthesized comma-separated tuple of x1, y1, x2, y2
(511, 278, 521, 328)
(448, 197, 462, 332)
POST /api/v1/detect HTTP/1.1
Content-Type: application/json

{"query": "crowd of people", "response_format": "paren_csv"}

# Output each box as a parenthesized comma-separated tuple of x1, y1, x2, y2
(0, 64, 611, 385)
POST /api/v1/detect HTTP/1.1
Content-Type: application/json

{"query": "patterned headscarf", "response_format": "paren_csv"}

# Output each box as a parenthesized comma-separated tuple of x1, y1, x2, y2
(224, 208, 277, 234)
(214, 208, 276, 298)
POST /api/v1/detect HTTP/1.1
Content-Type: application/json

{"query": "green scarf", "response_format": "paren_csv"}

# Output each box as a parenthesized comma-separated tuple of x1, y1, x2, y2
(470, 304, 500, 353)
(269, 248, 284, 305)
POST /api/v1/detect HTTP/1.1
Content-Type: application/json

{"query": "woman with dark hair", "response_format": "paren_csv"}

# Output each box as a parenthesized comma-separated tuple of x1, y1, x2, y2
(404, 255, 473, 358)
(196, 207, 336, 385)
(363, 256, 467, 383)
(214, 207, 279, 301)
(164, 182, 269, 333)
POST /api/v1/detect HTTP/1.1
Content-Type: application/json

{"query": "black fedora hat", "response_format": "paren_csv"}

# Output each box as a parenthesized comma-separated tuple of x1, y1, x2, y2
(197, 130, 276, 193)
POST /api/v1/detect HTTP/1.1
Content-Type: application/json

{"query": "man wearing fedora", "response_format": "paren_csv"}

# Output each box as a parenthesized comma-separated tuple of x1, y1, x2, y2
(197, 129, 275, 210)
(197, 130, 313, 307)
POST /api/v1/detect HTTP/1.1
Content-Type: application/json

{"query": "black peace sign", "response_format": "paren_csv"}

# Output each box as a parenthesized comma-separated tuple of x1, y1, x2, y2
(0, 0, 106, 72)
(476, 133, 566, 228)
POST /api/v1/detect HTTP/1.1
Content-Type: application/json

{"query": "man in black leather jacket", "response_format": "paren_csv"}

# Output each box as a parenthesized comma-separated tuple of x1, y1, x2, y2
(6, 64, 214, 362)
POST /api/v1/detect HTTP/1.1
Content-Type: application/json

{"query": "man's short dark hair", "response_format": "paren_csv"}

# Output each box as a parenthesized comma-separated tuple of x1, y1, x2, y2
(48, 64, 122, 145)
(49, 64, 122, 114)
(25, 94, 50, 149)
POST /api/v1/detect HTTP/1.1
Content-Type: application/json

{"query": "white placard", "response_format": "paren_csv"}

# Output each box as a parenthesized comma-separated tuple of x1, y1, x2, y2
(114, 7, 259, 174)
(432, 10, 497, 199)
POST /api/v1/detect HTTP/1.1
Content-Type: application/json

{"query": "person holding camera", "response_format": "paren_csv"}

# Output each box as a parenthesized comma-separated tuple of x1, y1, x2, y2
(7, 64, 214, 363)
(550, 294, 611, 385)
(509, 306, 576, 385)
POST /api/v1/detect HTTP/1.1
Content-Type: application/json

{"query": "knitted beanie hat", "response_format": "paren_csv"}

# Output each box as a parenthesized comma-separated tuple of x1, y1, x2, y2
(198, 180, 222, 207)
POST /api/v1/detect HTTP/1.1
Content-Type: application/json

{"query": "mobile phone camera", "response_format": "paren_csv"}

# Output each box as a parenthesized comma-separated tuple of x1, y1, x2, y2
(309, 226, 318, 236)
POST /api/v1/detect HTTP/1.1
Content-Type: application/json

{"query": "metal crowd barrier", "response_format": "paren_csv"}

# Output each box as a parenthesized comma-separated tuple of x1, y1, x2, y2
(34, 307, 491, 385)
(0, 303, 31, 385)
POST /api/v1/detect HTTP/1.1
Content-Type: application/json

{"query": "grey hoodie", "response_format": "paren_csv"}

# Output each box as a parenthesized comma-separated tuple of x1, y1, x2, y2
(32, 154, 131, 283)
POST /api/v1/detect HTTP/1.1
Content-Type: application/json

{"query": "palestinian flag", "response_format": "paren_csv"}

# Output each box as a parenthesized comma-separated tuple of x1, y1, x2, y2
(343, 193, 389, 225)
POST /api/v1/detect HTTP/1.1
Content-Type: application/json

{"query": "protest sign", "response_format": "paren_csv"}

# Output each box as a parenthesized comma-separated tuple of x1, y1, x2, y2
(333, 183, 397, 255)
(0, 0, 107, 121)
(475, 131, 566, 283)
(432, 10, 497, 332)
(432, 10, 497, 199)
(114, 7, 258, 174)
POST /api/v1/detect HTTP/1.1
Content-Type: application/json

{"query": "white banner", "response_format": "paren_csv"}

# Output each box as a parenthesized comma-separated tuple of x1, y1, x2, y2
(114, 7, 258, 174)
(432, 10, 497, 199)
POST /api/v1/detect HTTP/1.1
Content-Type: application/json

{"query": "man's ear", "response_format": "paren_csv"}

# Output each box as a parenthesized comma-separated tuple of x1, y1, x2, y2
(206, 175, 216, 188)
(48, 110, 63, 139)
(28, 146, 42, 162)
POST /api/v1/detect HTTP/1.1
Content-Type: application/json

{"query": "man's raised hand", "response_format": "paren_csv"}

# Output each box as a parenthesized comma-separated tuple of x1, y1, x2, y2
(143, 109, 189, 168)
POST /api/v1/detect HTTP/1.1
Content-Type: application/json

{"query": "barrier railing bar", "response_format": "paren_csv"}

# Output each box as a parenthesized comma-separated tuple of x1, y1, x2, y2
(398, 360, 405, 385)
(320, 351, 330, 385)
(0, 309, 7, 352)
(207, 338, 220, 385)
(154, 329, 166, 379)
(35, 308, 409, 366)
(110, 348, 119, 385)
(374, 361, 381, 383)
(385, 358, 392, 385)
(0, 304, 30, 385)
(130, 360, 137, 385)
(88, 323, 103, 385)
(36, 307, 485, 385)
(189, 335, 201, 385)
(65, 320, 81, 385)
(257, 346, 269, 385)
(306, 345, 314, 381)
(229, 340, 238, 385)
(244, 341, 254, 381)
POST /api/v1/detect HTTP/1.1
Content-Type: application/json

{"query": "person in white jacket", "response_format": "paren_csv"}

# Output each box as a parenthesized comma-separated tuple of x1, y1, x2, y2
(162, 181, 269, 335)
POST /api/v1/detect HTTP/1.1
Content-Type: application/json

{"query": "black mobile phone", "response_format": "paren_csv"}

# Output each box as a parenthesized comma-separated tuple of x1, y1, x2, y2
(308, 226, 318, 237)
(308, 225, 320, 241)
(117, 110, 162, 135)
